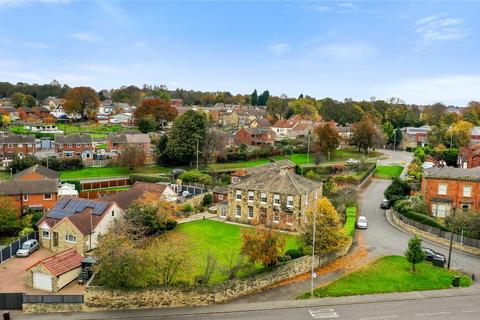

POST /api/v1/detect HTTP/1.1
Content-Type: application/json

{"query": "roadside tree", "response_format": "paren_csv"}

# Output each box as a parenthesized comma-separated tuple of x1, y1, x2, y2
(405, 236, 425, 272)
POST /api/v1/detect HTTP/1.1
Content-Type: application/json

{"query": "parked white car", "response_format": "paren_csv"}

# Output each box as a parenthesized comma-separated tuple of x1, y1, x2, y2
(356, 216, 368, 229)
(16, 239, 39, 257)
(346, 158, 361, 164)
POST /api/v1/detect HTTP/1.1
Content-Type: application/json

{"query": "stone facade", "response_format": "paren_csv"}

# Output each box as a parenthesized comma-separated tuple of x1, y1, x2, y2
(23, 303, 83, 314)
(41, 219, 87, 254)
(25, 264, 61, 292)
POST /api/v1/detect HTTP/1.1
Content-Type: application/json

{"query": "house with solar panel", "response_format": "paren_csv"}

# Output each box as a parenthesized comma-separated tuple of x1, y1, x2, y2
(36, 198, 124, 254)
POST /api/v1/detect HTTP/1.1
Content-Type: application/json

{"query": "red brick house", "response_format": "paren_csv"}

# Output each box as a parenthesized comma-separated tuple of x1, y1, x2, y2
(107, 133, 154, 163)
(235, 127, 276, 146)
(458, 145, 480, 169)
(0, 134, 36, 159)
(54, 134, 93, 159)
(422, 166, 480, 217)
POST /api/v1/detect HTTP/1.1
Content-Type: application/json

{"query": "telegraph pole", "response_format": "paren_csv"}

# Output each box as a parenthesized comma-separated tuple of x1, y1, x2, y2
(196, 138, 199, 171)
(310, 211, 316, 297)
(393, 129, 397, 151)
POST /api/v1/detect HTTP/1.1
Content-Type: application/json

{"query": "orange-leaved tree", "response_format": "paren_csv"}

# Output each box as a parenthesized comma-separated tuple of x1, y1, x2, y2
(63, 86, 100, 120)
(241, 226, 285, 268)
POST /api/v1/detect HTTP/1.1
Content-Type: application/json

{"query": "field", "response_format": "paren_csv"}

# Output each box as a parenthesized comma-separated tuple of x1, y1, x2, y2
(10, 123, 132, 139)
(343, 207, 357, 237)
(210, 149, 384, 171)
(299, 256, 472, 298)
(176, 220, 300, 283)
(60, 165, 171, 179)
(374, 165, 404, 179)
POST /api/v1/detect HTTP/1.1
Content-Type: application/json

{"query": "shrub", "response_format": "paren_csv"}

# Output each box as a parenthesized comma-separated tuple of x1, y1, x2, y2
(179, 170, 213, 186)
(166, 219, 177, 230)
(19, 227, 34, 237)
(182, 203, 193, 212)
(384, 177, 411, 205)
(328, 164, 346, 173)
(284, 248, 304, 259)
(397, 209, 449, 231)
(130, 174, 172, 184)
(202, 193, 213, 206)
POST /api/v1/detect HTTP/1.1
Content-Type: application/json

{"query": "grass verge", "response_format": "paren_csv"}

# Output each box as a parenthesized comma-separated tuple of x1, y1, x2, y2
(299, 255, 472, 299)
(343, 207, 356, 237)
(60, 165, 171, 179)
(374, 165, 403, 179)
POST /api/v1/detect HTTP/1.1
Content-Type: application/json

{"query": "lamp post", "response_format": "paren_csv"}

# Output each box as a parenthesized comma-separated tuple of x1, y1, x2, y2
(393, 129, 397, 151)
(447, 209, 456, 269)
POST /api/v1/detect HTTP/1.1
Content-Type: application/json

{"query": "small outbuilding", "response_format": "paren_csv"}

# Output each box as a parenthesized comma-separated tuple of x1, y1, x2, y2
(26, 248, 83, 292)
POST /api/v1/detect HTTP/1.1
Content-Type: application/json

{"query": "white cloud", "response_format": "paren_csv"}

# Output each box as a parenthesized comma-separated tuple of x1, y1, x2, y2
(375, 74, 480, 105)
(415, 15, 469, 44)
(68, 32, 100, 43)
(306, 43, 377, 61)
(268, 43, 290, 55)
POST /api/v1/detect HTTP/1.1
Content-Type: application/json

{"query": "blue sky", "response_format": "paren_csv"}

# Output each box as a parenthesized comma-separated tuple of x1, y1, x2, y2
(0, 0, 479, 105)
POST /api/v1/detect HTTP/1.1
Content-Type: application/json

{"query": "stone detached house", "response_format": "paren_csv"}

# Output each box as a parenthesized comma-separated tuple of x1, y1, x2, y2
(249, 118, 272, 129)
(401, 126, 431, 149)
(422, 166, 480, 217)
(54, 134, 93, 159)
(107, 133, 155, 163)
(0, 134, 36, 159)
(107, 181, 177, 210)
(0, 165, 59, 217)
(36, 198, 123, 254)
(235, 127, 276, 146)
(224, 160, 322, 231)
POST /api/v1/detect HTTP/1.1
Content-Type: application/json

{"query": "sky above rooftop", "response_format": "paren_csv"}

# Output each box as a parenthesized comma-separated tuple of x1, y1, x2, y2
(0, 0, 479, 105)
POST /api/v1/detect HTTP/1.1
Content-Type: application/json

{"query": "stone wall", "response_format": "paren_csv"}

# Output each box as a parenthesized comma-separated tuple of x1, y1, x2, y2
(23, 303, 83, 314)
(84, 239, 352, 312)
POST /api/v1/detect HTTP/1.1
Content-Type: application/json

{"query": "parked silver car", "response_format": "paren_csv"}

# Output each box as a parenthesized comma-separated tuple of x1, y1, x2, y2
(16, 239, 39, 257)
(356, 216, 368, 229)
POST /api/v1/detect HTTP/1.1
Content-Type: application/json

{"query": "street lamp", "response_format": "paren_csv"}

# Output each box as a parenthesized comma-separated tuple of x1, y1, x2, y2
(310, 210, 316, 297)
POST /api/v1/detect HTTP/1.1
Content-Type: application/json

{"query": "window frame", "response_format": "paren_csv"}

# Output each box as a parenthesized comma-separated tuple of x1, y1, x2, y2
(65, 233, 77, 243)
(273, 212, 280, 223)
(235, 205, 241, 217)
(42, 230, 51, 239)
(235, 189, 242, 201)
(286, 195, 294, 208)
(248, 206, 254, 219)
(44, 193, 52, 200)
(247, 190, 254, 202)
(260, 192, 267, 204)
(438, 183, 448, 195)
(273, 193, 280, 206)
(463, 185, 472, 198)
(22, 194, 29, 201)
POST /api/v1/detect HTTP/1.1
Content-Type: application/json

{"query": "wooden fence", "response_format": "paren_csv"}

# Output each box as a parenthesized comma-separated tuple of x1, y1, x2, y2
(79, 189, 126, 199)
(80, 178, 131, 191)
(0, 232, 38, 265)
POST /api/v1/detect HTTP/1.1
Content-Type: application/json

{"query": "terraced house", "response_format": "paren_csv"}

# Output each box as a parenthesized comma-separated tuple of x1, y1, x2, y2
(0, 134, 36, 159)
(224, 160, 322, 231)
(107, 133, 154, 163)
(54, 134, 93, 159)
(422, 166, 480, 217)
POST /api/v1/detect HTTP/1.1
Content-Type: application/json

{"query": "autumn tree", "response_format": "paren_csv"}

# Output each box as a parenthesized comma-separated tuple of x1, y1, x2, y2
(111, 85, 142, 107)
(405, 236, 425, 272)
(315, 122, 341, 156)
(266, 96, 289, 121)
(202, 127, 226, 166)
(446, 120, 473, 148)
(134, 98, 177, 130)
(241, 226, 286, 268)
(124, 199, 177, 237)
(422, 103, 447, 125)
(351, 117, 377, 154)
(24, 95, 37, 108)
(10, 92, 25, 108)
(461, 101, 480, 125)
(0, 196, 21, 236)
(116, 145, 146, 169)
(63, 86, 100, 120)
(301, 197, 349, 255)
(289, 97, 318, 118)
(164, 110, 207, 165)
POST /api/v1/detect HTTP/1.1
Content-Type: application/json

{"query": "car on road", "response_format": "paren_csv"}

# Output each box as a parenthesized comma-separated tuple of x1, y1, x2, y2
(356, 216, 368, 229)
(380, 199, 390, 209)
(16, 239, 39, 257)
(346, 158, 361, 165)
(421, 247, 446, 263)
(172, 168, 186, 179)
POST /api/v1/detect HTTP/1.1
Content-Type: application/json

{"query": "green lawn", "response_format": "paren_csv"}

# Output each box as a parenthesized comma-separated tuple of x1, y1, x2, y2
(60, 165, 171, 180)
(343, 207, 357, 237)
(299, 256, 472, 298)
(0, 171, 10, 181)
(10, 123, 132, 140)
(86, 186, 131, 192)
(176, 220, 300, 283)
(374, 165, 404, 179)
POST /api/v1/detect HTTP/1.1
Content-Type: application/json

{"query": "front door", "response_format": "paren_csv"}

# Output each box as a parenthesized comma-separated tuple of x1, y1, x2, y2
(53, 232, 58, 247)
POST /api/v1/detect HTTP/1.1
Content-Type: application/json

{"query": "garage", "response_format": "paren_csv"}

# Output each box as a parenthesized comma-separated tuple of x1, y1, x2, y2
(26, 248, 83, 292)
(32, 272, 52, 291)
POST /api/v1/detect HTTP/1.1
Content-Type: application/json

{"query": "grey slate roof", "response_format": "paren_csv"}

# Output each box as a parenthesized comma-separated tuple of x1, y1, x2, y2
(0, 134, 35, 144)
(231, 163, 321, 195)
(0, 179, 58, 195)
(109, 133, 151, 144)
(13, 164, 60, 180)
(424, 166, 480, 181)
(54, 134, 92, 144)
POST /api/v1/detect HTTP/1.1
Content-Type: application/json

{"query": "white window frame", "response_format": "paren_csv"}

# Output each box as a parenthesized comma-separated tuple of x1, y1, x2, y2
(44, 193, 52, 200)
(76, 143, 81, 147)
(22, 194, 28, 201)
(438, 184, 447, 195)
(235, 189, 242, 201)
(27, 144, 32, 148)
(42, 230, 50, 239)
(287, 195, 294, 208)
(236, 205, 241, 217)
(17, 143, 23, 148)
(7, 144, 12, 148)
(218, 194, 224, 201)
(67, 143, 72, 148)
(248, 207, 254, 219)
(65, 152, 73, 158)
(273, 212, 280, 223)
(65, 233, 77, 243)
(260, 193, 267, 204)
(248, 191, 254, 202)
(273, 194, 280, 206)
(463, 185, 472, 198)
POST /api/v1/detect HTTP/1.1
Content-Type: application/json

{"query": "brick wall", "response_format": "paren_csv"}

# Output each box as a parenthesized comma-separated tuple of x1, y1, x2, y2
(422, 177, 480, 213)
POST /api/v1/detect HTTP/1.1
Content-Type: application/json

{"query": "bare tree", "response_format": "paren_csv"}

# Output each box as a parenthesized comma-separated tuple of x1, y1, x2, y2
(202, 127, 226, 167)
(195, 252, 218, 284)
(117, 145, 146, 169)
(220, 252, 246, 280)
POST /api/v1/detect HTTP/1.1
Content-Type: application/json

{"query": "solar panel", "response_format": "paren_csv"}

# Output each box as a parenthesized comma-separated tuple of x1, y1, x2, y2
(47, 208, 72, 219)
(54, 198, 70, 209)
(93, 202, 108, 215)
(50, 198, 110, 218)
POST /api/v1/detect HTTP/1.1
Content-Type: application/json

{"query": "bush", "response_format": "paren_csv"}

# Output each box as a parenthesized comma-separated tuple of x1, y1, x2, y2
(384, 177, 411, 205)
(399, 210, 449, 231)
(179, 170, 213, 186)
(182, 203, 193, 212)
(284, 248, 304, 259)
(166, 219, 177, 230)
(130, 174, 172, 184)
(40, 158, 84, 171)
(202, 193, 213, 206)
(19, 227, 34, 237)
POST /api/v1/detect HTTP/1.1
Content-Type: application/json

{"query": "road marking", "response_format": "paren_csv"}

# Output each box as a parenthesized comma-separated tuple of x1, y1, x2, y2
(309, 308, 339, 319)
(414, 312, 450, 317)
(358, 316, 399, 320)
(462, 309, 480, 313)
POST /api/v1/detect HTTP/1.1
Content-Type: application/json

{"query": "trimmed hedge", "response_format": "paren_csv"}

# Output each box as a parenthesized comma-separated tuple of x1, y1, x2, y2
(397, 209, 449, 232)
(129, 174, 172, 184)
(284, 248, 304, 259)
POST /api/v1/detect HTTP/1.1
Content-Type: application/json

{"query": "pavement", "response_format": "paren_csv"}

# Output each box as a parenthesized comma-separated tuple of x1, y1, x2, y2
(177, 212, 217, 224)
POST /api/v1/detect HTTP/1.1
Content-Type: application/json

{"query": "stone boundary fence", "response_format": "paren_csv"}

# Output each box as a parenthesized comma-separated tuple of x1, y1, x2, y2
(83, 239, 352, 312)
(392, 211, 480, 255)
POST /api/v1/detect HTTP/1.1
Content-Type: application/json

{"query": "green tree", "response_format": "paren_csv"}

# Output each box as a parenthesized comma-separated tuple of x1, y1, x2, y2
(266, 96, 289, 121)
(63, 86, 100, 120)
(315, 122, 341, 156)
(0, 196, 21, 236)
(24, 95, 37, 108)
(382, 121, 394, 141)
(137, 116, 158, 133)
(257, 90, 270, 106)
(384, 177, 411, 205)
(10, 92, 26, 108)
(250, 89, 258, 106)
(111, 85, 142, 107)
(405, 236, 425, 272)
(164, 110, 207, 165)
(301, 197, 349, 255)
